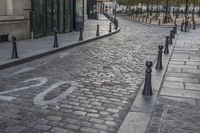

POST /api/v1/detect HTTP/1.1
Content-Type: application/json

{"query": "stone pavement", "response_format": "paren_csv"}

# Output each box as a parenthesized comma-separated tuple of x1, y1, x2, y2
(148, 28, 200, 133)
(119, 14, 200, 29)
(0, 14, 116, 69)
(118, 25, 200, 132)
(0, 16, 170, 133)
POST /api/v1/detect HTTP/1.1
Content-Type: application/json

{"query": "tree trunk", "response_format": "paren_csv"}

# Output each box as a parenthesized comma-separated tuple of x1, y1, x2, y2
(141, 3, 143, 17)
(192, 2, 195, 21)
(156, 1, 159, 20)
(147, 3, 150, 18)
(199, 4, 200, 17)
(164, 0, 169, 23)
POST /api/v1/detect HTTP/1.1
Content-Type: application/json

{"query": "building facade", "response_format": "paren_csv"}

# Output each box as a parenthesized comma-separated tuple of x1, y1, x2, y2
(0, 0, 87, 41)
(0, 0, 31, 41)
(97, 0, 113, 14)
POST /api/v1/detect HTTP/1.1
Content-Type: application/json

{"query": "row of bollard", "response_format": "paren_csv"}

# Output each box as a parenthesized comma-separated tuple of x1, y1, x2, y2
(130, 16, 163, 25)
(79, 22, 113, 41)
(103, 13, 118, 30)
(130, 15, 198, 28)
(142, 25, 177, 96)
(11, 22, 114, 59)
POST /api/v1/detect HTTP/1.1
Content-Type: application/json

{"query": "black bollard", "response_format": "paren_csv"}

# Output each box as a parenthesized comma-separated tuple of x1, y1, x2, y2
(96, 24, 99, 37)
(53, 27, 58, 48)
(115, 19, 118, 30)
(169, 31, 173, 45)
(11, 36, 18, 59)
(193, 21, 196, 30)
(181, 22, 184, 31)
(142, 61, 153, 96)
(109, 22, 112, 33)
(171, 30, 175, 39)
(79, 26, 83, 41)
(155, 45, 164, 70)
(164, 36, 169, 54)
(158, 19, 161, 25)
(173, 26, 177, 34)
(174, 18, 177, 26)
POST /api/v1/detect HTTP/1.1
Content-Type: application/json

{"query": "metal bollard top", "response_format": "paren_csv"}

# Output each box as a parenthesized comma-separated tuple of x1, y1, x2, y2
(80, 26, 83, 31)
(54, 27, 58, 32)
(158, 45, 164, 50)
(12, 36, 16, 41)
(146, 61, 153, 68)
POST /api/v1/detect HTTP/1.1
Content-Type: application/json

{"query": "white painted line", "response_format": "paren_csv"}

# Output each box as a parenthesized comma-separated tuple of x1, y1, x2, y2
(0, 77, 48, 95)
(33, 81, 78, 106)
(10, 62, 49, 76)
(10, 67, 36, 76)
(0, 95, 16, 101)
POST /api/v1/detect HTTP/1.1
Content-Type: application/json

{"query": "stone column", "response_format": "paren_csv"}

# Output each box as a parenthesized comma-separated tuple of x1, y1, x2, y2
(0, 0, 6, 15)
(6, 0, 13, 15)
(84, 0, 88, 20)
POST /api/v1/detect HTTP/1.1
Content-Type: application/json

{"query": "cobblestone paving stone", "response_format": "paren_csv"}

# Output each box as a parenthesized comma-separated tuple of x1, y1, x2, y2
(0, 17, 170, 133)
(148, 29, 200, 133)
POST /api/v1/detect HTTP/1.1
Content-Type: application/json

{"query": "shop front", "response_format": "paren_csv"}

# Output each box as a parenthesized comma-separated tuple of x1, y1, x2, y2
(31, 0, 84, 38)
(87, 0, 97, 19)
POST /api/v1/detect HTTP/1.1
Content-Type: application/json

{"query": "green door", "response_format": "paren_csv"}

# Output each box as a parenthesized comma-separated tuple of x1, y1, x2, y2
(45, 0, 53, 35)
(45, 0, 59, 35)
(32, 0, 45, 38)
(64, 0, 71, 33)
(32, 0, 72, 38)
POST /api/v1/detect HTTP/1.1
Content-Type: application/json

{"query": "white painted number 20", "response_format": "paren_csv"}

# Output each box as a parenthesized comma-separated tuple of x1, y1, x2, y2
(0, 77, 78, 106)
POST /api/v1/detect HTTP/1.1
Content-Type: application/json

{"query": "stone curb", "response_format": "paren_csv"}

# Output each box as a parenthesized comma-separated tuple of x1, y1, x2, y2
(0, 28, 120, 70)
(118, 31, 181, 133)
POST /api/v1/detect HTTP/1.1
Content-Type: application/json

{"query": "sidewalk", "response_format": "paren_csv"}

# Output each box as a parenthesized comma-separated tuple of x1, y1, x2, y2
(118, 28, 200, 133)
(0, 14, 119, 69)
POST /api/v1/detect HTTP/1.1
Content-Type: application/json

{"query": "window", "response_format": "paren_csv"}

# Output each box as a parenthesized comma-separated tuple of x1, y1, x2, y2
(0, 0, 13, 16)
(0, 0, 6, 15)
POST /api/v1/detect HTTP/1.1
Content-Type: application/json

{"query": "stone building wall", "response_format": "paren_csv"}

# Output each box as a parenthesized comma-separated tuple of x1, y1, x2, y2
(0, 0, 31, 41)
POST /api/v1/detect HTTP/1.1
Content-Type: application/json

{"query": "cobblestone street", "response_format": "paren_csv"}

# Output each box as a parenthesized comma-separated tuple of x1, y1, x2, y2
(0, 18, 170, 133)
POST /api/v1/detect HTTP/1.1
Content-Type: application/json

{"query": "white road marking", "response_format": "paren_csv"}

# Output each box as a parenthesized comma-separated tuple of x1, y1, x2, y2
(0, 77, 48, 101)
(10, 62, 49, 76)
(33, 81, 78, 106)
(10, 67, 36, 76)
(59, 52, 69, 59)
(0, 95, 16, 101)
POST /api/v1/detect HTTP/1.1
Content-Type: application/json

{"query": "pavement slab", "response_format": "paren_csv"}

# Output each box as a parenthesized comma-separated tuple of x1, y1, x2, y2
(148, 28, 200, 133)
